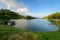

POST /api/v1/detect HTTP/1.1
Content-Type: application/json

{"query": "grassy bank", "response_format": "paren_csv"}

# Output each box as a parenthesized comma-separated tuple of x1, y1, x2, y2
(0, 21, 60, 40)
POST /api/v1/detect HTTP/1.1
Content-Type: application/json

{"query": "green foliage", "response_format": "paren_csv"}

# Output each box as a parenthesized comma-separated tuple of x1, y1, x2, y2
(0, 9, 24, 24)
(0, 9, 21, 20)
(43, 12, 60, 19)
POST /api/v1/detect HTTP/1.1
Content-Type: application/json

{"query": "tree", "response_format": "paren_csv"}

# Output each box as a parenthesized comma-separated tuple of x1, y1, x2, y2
(0, 9, 22, 24)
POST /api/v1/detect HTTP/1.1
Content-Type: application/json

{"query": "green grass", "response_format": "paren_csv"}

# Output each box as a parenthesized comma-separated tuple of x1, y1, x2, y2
(0, 21, 60, 40)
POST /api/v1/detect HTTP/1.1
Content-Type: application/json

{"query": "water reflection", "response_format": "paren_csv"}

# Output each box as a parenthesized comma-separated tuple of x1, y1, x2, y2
(10, 19, 58, 32)
(28, 19, 58, 32)
(13, 19, 28, 30)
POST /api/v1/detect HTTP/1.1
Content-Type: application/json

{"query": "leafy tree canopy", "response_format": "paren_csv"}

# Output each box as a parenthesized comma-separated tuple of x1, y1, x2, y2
(0, 9, 23, 22)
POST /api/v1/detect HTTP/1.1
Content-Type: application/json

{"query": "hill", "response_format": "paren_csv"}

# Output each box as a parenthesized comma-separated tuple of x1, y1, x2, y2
(43, 12, 60, 19)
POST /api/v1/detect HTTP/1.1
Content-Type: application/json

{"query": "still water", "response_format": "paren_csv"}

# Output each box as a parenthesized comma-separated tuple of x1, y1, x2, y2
(12, 19, 58, 32)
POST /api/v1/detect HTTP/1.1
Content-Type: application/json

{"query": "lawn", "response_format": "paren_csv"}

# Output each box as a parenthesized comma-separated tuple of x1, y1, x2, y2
(0, 21, 60, 40)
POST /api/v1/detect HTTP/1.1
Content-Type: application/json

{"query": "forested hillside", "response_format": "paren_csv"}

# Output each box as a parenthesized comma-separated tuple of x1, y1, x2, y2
(43, 12, 60, 19)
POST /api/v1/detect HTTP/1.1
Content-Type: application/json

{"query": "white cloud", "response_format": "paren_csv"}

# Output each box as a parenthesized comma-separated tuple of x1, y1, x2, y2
(0, 0, 29, 14)
(17, 7, 28, 14)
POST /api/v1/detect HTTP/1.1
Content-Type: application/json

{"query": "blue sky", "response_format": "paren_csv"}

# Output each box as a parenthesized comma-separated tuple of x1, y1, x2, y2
(0, 0, 60, 18)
